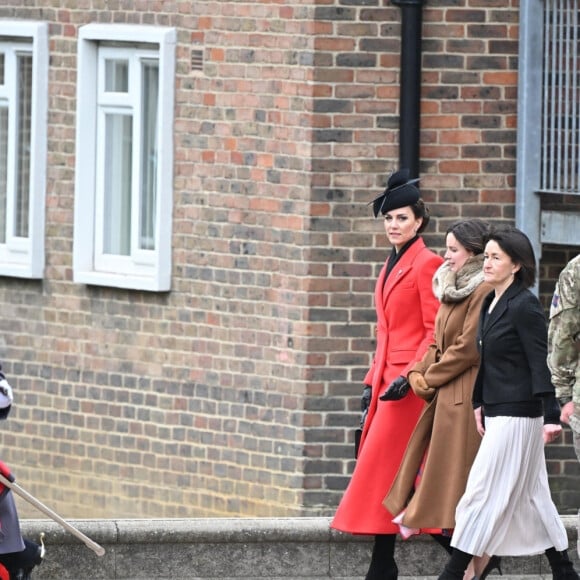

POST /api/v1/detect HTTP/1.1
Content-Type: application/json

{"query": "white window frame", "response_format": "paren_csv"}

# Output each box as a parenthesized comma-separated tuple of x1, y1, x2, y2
(0, 21, 48, 279)
(74, 24, 176, 291)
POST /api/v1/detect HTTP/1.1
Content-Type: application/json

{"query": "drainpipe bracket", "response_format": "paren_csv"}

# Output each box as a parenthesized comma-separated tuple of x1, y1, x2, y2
(391, 0, 426, 5)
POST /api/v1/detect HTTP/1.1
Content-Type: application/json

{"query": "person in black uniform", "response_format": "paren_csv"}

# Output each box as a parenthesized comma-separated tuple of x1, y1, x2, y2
(0, 367, 44, 580)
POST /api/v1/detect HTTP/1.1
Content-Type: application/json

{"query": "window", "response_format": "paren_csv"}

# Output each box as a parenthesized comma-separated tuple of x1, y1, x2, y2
(540, 1, 579, 194)
(74, 25, 176, 291)
(516, 0, 580, 253)
(0, 22, 48, 278)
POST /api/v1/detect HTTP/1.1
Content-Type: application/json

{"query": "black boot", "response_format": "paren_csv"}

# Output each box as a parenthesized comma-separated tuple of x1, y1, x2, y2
(545, 547, 580, 580)
(0, 538, 44, 580)
(365, 534, 397, 580)
(438, 548, 473, 580)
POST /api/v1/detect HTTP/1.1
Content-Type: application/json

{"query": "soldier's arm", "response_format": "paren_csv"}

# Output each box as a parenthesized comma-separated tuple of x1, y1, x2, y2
(548, 268, 579, 401)
(548, 307, 578, 398)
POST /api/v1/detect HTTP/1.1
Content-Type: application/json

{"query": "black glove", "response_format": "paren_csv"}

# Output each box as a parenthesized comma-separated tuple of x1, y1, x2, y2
(379, 376, 410, 401)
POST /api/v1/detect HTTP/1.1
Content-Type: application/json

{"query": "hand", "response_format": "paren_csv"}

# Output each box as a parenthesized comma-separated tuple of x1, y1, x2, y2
(379, 376, 410, 401)
(0, 380, 13, 410)
(408, 372, 435, 401)
(543, 423, 562, 445)
(474, 406, 485, 437)
(560, 400, 575, 425)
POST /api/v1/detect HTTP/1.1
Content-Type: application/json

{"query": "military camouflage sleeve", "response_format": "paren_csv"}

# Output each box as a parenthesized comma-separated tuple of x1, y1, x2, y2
(548, 256, 580, 403)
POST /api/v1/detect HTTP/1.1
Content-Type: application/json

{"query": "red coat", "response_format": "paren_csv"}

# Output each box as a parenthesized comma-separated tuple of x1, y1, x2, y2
(331, 238, 443, 535)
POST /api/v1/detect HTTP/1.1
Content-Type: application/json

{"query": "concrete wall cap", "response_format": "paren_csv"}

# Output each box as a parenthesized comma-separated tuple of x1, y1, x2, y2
(21, 515, 577, 546)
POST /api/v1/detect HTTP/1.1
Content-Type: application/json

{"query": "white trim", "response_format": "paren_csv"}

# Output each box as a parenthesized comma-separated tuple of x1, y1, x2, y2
(0, 21, 48, 278)
(74, 24, 175, 292)
(74, 269, 170, 293)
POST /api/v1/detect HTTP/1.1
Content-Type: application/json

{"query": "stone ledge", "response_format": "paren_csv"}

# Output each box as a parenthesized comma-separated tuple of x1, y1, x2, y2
(18, 516, 578, 579)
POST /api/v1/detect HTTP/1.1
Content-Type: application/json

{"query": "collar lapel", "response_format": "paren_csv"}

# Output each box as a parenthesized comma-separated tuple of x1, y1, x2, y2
(481, 281, 522, 336)
(379, 239, 425, 307)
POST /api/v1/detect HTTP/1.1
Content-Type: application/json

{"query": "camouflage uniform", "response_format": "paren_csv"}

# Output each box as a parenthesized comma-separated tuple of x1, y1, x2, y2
(548, 254, 580, 557)
(549, 254, 580, 450)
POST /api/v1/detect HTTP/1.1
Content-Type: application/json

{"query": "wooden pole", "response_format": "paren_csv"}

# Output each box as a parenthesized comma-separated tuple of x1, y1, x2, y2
(0, 473, 106, 557)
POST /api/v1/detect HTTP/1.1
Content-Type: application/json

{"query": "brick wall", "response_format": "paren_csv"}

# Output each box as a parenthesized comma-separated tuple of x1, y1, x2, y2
(0, 0, 577, 521)
(1, 0, 315, 519)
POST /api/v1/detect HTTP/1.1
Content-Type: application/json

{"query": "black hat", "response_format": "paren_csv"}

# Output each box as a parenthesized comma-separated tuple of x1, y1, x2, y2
(370, 169, 420, 218)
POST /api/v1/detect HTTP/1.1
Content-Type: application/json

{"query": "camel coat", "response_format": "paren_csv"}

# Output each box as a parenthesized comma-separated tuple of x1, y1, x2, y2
(331, 238, 443, 535)
(383, 278, 492, 530)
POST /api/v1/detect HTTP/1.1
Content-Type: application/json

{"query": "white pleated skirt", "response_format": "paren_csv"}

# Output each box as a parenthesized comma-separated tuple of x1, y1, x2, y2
(451, 416, 568, 557)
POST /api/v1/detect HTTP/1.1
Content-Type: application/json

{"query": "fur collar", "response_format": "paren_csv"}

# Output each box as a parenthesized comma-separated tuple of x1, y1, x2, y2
(433, 254, 485, 303)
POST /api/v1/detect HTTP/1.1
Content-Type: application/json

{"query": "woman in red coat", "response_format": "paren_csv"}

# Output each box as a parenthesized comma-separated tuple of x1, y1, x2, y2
(331, 169, 443, 580)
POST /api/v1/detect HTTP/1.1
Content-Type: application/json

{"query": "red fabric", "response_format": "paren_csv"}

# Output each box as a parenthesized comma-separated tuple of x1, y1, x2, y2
(0, 563, 8, 580)
(0, 462, 12, 482)
(0, 461, 13, 498)
(331, 239, 443, 535)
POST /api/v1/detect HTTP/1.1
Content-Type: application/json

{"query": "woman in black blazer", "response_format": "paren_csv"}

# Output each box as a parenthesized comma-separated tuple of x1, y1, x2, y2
(437, 226, 579, 580)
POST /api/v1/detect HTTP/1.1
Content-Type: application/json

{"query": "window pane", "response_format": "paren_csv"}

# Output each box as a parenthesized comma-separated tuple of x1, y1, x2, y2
(541, 1, 580, 193)
(139, 61, 158, 251)
(0, 106, 7, 244)
(105, 59, 128, 93)
(15, 53, 32, 238)
(103, 113, 132, 256)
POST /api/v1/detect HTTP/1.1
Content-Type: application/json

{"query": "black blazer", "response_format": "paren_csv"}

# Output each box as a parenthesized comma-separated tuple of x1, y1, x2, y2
(472, 279, 555, 408)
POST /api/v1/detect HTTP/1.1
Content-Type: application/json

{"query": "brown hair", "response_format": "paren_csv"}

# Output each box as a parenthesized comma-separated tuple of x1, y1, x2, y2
(485, 225, 536, 288)
(411, 199, 430, 234)
(446, 219, 490, 255)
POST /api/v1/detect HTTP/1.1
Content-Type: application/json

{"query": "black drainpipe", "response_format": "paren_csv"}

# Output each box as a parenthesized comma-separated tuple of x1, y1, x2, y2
(391, 0, 425, 179)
